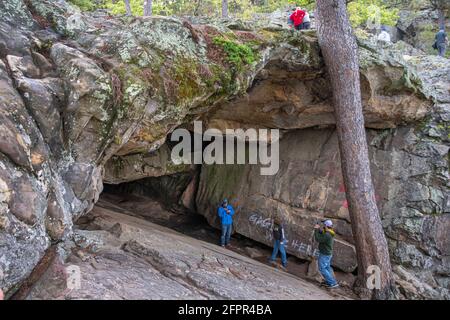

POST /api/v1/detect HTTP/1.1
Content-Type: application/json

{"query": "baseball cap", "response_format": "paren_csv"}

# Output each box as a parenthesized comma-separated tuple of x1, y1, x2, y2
(323, 220, 333, 227)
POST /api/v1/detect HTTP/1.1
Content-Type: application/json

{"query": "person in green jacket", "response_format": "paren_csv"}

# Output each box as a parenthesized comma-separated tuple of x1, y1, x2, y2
(314, 220, 339, 288)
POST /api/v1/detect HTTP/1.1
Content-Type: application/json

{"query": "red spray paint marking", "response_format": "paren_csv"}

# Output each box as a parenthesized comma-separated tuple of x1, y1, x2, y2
(342, 199, 348, 208)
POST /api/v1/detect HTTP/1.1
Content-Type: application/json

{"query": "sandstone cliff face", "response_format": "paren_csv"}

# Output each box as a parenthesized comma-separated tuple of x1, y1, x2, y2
(0, 0, 448, 299)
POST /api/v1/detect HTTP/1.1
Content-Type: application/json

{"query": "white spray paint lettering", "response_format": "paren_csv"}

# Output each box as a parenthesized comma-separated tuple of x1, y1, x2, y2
(249, 213, 320, 257)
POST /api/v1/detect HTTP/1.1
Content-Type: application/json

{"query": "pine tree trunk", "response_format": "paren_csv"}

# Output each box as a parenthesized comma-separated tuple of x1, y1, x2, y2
(143, 0, 153, 16)
(124, 0, 132, 16)
(316, 0, 395, 300)
(222, 0, 228, 18)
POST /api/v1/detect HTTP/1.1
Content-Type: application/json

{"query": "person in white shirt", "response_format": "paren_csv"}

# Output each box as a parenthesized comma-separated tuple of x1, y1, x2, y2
(301, 11, 311, 29)
(378, 26, 391, 43)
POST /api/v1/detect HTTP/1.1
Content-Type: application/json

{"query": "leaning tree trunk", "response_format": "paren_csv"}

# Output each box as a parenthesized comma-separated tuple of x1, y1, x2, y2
(222, 0, 228, 18)
(143, 0, 153, 16)
(316, 0, 395, 300)
(124, 0, 132, 16)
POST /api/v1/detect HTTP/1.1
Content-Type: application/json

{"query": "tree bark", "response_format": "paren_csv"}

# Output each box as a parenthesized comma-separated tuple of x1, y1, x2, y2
(124, 0, 132, 16)
(143, 0, 153, 16)
(316, 0, 395, 300)
(222, 0, 228, 18)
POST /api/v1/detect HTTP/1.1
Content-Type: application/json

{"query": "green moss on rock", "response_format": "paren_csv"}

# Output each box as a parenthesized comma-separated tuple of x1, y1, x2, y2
(212, 36, 258, 72)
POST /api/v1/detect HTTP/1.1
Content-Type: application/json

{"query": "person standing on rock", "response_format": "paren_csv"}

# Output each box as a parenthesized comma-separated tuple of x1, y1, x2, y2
(377, 26, 391, 44)
(290, 7, 306, 31)
(269, 217, 288, 270)
(218, 199, 235, 247)
(434, 29, 448, 57)
(314, 220, 339, 289)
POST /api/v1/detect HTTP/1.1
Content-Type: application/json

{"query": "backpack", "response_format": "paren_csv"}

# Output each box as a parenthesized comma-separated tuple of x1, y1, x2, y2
(432, 41, 438, 50)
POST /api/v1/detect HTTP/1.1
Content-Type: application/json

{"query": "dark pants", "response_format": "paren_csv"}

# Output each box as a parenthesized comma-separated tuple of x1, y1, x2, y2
(221, 224, 232, 246)
(300, 22, 311, 29)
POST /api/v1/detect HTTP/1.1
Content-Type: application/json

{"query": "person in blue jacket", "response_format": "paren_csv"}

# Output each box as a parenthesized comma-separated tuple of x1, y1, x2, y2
(217, 199, 235, 247)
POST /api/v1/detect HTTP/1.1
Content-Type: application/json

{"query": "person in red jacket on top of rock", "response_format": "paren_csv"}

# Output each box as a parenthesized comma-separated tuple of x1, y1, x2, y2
(289, 7, 306, 31)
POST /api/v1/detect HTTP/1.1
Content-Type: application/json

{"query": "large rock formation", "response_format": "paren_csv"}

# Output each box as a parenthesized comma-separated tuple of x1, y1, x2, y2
(0, 0, 279, 292)
(0, 0, 448, 299)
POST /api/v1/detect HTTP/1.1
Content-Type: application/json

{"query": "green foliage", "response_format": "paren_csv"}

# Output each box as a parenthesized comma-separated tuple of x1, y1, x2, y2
(106, 0, 143, 15)
(213, 36, 256, 71)
(253, 0, 314, 13)
(74, 0, 315, 18)
(70, 0, 399, 30)
(105, 0, 221, 16)
(68, 0, 105, 11)
(347, 0, 400, 27)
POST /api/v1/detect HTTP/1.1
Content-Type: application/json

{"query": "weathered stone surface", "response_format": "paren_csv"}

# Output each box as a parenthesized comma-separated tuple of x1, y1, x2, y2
(206, 38, 432, 131)
(104, 144, 193, 184)
(8, 55, 65, 155)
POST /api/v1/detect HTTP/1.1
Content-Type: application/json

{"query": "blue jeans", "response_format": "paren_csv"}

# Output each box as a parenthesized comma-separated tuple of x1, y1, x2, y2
(270, 240, 287, 267)
(318, 254, 337, 286)
(221, 224, 232, 246)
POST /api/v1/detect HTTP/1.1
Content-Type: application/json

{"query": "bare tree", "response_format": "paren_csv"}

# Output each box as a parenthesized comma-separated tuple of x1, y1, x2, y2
(124, 0, 132, 16)
(143, 0, 153, 16)
(316, 0, 395, 299)
(222, 0, 228, 18)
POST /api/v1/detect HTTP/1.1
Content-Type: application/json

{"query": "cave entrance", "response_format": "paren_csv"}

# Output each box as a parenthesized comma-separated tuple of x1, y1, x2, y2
(99, 174, 217, 242)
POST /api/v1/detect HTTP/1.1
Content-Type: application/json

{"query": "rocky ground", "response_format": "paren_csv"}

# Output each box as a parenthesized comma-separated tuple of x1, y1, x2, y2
(100, 193, 358, 291)
(24, 195, 351, 300)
